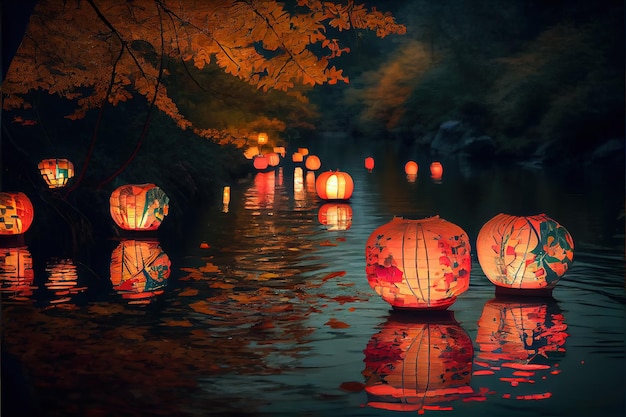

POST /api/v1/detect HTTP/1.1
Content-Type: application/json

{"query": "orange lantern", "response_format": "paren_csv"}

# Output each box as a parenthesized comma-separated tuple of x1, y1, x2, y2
(404, 161, 418, 176)
(318, 203, 353, 231)
(476, 213, 574, 293)
(365, 216, 471, 310)
(305, 155, 321, 171)
(364, 156, 375, 172)
(475, 297, 568, 382)
(38, 158, 75, 188)
(0, 246, 35, 301)
(110, 239, 170, 304)
(363, 311, 474, 412)
(430, 161, 443, 179)
(292, 152, 304, 163)
(109, 183, 169, 231)
(273, 146, 286, 157)
(266, 152, 280, 167)
(257, 132, 268, 145)
(297, 147, 309, 156)
(315, 170, 354, 201)
(253, 155, 269, 170)
(0, 192, 34, 235)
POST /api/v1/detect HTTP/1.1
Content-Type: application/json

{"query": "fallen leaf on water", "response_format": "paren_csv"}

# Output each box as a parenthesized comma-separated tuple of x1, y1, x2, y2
(209, 281, 235, 289)
(324, 318, 350, 329)
(319, 240, 338, 247)
(178, 288, 199, 297)
(161, 319, 193, 327)
(258, 272, 280, 280)
(321, 271, 346, 282)
(336, 237, 346, 242)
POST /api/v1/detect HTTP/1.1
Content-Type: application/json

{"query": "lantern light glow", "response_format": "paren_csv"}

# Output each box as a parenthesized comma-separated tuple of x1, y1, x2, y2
(38, 158, 75, 188)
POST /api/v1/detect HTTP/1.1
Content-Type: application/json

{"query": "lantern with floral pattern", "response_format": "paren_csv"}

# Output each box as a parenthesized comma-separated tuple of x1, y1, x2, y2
(38, 158, 75, 188)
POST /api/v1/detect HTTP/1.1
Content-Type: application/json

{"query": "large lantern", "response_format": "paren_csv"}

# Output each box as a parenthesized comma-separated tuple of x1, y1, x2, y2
(0, 192, 34, 235)
(109, 184, 169, 231)
(38, 158, 75, 188)
(318, 203, 353, 231)
(110, 239, 170, 304)
(365, 216, 471, 310)
(363, 311, 474, 412)
(476, 213, 574, 293)
(315, 170, 354, 201)
(305, 155, 321, 171)
(0, 246, 35, 301)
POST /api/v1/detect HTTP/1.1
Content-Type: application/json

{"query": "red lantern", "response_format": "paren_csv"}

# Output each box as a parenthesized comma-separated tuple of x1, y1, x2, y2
(364, 156, 375, 172)
(266, 152, 280, 167)
(38, 158, 75, 188)
(305, 155, 321, 171)
(476, 213, 574, 293)
(404, 161, 418, 176)
(315, 170, 354, 201)
(0, 192, 34, 235)
(363, 312, 474, 412)
(110, 239, 170, 304)
(273, 146, 286, 157)
(430, 161, 443, 179)
(318, 203, 353, 231)
(365, 216, 471, 310)
(253, 155, 269, 170)
(109, 184, 169, 231)
(0, 246, 35, 301)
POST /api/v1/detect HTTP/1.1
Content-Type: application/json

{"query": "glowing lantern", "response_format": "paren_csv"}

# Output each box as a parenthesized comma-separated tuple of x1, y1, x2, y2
(110, 239, 170, 304)
(253, 155, 269, 170)
(405, 161, 418, 176)
(273, 146, 286, 157)
(38, 158, 74, 188)
(363, 311, 474, 412)
(475, 297, 568, 386)
(109, 183, 169, 231)
(0, 246, 35, 301)
(315, 170, 354, 201)
(305, 155, 321, 171)
(365, 216, 471, 310)
(365, 156, 375, 172)
(257, 132, 268, 145)
(476, 213, 574, 293)
(298, 147, 309, 156)
(243, 146, 260, 159)
(318, 203, 353, 231)
(430, 161, 443, 180)
(292, 152, 304, 163)
(0, 192, 34, 235)
(266, 152, 281, 167)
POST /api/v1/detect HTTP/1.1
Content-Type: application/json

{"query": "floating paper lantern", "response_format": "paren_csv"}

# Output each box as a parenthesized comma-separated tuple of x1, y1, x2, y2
(365, 216, 471, 310)
(253, 155, 269, 170)
(257, 132, 268, 145)
(297, 147, 309, 156)
(273, 146, 286, 157)
(318, 203, 353, 231)
(365, 157, 375, 172)
(363, 311, 474, 412)
(305, 155, 321, 171)
(430, 161, 443, 180)
(0, 192, 34, 235)
(109, 184, 169, 231)
(292, 152, 304, 163)
(476, 213, 574, 293)
(38, 158, 75, 188)
(315, 170, 354, 201)
(405, 161, 418, 176)
(0, 246, 35, 300)
(266, 152, 281, 167)
(222, 186, 231, 213)
(110, 239, 170, 304)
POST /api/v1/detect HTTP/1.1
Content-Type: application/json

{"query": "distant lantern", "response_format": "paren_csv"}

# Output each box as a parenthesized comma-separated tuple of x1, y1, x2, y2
(430, 161, 443, 179)
(222, 186, 231, 213)
(243, 146, 260, 160)
(318, 203, 353, 231)
(266, 152, 281, 167)
(273, 146, 286, 157)
(110, 239, 170, 304)
(365, 216, 471, 310)
(305, 155, 321, 171)
(0, 192, 34, 235)
(38, 158, 74, 188)
(292, 152, 304, 163)
(404, 161, 418, 176)
(315, 170, 354, 201)
(298, 148, 309, 156)
(257, 132, 268, 145)
(363, 311, 474, 412)
(476, 213, 574, 294)
(365, 157, 375, 172)
(109, 183, 169, 231)
(253, 154, 269, 170)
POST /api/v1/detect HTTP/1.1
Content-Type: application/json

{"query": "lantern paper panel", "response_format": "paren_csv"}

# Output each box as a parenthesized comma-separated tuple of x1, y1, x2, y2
(38, 158, 75, 188)
(315, 171, 354, 201)
(363, 312, 474, 412)
(476, 213, 574, 290)
(365, 216, 471, 310)
(109, 184, 169, 231)
(0, 246, 36, 301)
(110, 239, 171, 304)
(266, 152, 281, 167)
(0, 192, 35, 235)
(318, 203, 353, 231)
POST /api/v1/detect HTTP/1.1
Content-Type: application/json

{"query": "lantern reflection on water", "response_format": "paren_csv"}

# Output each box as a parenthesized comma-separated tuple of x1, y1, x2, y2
(0, 246, 35, 301)
(474, 297, 568, 398)
(110, 239, 170, 304)
(318, 203, 353, 231)
(363, 311, 474, 412)
(45, 258, 85, 307)
(109, 183, 169, 231)
(245, 171, 276, 211)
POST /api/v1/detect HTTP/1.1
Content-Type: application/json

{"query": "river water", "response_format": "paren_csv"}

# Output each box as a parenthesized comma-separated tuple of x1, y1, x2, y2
(1, 136, 624, 417)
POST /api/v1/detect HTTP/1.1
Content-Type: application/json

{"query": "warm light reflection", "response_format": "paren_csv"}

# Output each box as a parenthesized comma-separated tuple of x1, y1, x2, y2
(293, 167, 305, 206)
(0, 246, 36, 301)
(266, 152, 281, 167)
(363, 311, 474, 412)
(38, 158, 75, 188)
(223, 186, 231, 213)
(44, 258, 85, 307)
(253, 154, 269, 170)
(245, 171, 276, 211)
(318, 203, 353, 231)
(404, 160, 418, 175)
(306, 171, 316, 195)
(110, 239, 170, 304)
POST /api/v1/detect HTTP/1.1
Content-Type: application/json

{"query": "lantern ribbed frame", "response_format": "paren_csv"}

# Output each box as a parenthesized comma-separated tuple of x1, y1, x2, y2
(109, 184, 169, 231)
(315, 170, 354, 201)
(365, 216, 471, 310)
(38, 158, 74, 188)
(0, 192, 34, 235)
(364, 157, 375, 171)
(476, 213, 574, 290)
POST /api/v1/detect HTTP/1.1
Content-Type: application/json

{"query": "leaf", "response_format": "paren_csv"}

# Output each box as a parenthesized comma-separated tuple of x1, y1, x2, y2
(339, 381, 365, 392)
(324, 318, 350, 329)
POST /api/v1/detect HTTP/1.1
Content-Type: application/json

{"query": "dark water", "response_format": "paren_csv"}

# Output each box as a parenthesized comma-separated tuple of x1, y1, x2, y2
(2, 136, 624, 417)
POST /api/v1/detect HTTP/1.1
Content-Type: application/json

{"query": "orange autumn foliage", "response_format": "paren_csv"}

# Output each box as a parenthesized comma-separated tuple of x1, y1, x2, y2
(1, 0, 405, 146)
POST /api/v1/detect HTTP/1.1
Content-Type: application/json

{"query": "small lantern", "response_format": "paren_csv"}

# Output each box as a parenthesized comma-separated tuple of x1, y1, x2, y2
(305, 155, 321, 171)
(257, 132, 268, 145)
(365, 157, 375, 172)
(476, 213, 574, 293)
(315, 170, 354, 201)
(109, 183, 169, 231)
(266, 152, 281, 167)
(318, 203, 353, 231)
(430, 161, 443, 180)
(110, 239, 170, 304)
(365, 216, 471, 310)
(253, 155, 269, 170)
(38, 158, 75, 188)
(363, 311, 474, 412)
(0, 192, 34, 235)
(0, 246, 35, 300)
(298, 147, 309, 156)
(243, 146, 260, 160)
(404, 161, 418, 176)
(292, 152, 304, 163)
(273, 146, 286, 157)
